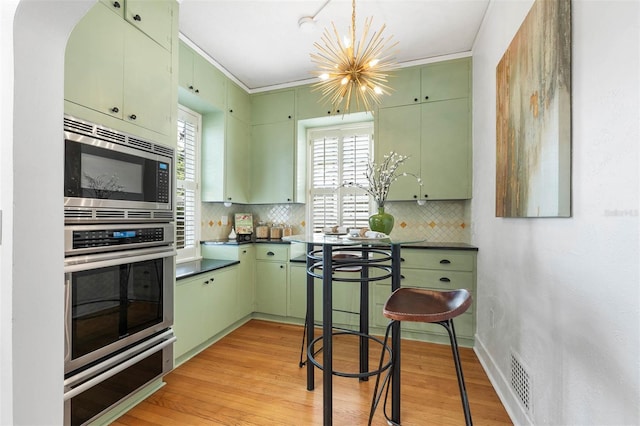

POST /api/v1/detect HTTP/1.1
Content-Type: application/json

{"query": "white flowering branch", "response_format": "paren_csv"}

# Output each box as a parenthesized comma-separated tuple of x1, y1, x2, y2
(341, 151, 422, 208)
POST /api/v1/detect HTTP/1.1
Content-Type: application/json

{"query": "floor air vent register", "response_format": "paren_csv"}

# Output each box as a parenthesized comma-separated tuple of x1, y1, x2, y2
(510, 351, 532, 414)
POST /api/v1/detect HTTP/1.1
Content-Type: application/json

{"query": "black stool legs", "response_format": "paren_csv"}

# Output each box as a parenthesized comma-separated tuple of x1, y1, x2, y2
(368, 319, 473, 426)
(441, 318, 473, 426)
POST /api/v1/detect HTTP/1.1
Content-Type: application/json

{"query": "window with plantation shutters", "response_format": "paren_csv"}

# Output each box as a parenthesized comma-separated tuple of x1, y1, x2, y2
(309, 124, 373, 232)
(176, 106, 201, 262)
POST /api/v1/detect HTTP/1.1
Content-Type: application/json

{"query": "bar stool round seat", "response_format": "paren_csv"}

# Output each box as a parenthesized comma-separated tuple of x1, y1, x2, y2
(369, 288, 473, 426)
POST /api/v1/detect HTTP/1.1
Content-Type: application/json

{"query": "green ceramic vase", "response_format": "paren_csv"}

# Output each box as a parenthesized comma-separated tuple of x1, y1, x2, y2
(369, 206, 394, 235)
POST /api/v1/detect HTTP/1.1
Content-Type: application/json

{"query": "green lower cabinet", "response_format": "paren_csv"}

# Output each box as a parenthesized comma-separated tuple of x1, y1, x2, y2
(288, 264, 307, 319)
(255, 260, 287, 316)
(235, 245, 256, 320)
(371, 248, 477, 346)
(174, 266, 238, 362)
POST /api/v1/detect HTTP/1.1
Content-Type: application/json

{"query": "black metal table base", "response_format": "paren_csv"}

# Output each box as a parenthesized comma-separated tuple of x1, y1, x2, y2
(304, 243, 402, 425)
(307, 330, 393, 380)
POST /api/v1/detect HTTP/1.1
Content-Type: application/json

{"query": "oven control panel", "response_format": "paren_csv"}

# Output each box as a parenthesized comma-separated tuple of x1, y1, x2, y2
(65, 223, 174, 256)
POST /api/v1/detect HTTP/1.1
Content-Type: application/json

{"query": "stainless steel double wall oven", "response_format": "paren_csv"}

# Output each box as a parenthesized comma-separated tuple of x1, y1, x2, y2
(63, 116, 176, 426)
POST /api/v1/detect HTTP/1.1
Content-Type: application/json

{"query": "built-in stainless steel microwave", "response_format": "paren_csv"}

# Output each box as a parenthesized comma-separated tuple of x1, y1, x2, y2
(64, 116, 174, 223)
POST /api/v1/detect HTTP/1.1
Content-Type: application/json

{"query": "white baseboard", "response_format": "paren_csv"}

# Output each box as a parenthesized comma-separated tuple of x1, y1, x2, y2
(473, 334, 532, 426)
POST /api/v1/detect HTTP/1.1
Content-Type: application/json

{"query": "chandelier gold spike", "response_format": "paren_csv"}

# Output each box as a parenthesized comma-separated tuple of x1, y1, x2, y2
(310, 0, 398, 114)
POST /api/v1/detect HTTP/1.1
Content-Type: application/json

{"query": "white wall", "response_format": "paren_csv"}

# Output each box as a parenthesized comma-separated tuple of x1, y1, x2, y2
(472, 1, 639, 425)
(1, 1, 93, 424)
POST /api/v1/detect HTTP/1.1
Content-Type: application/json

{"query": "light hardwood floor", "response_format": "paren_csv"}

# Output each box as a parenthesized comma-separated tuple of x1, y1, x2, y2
(112, 320, 512, 425)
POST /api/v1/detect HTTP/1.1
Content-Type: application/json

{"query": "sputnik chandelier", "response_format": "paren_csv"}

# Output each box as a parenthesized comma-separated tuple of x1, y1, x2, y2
(310, 0, 398, 114)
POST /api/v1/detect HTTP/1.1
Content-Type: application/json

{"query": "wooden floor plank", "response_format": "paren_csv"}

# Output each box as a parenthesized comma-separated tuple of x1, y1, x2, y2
(112, 320, 512, 425)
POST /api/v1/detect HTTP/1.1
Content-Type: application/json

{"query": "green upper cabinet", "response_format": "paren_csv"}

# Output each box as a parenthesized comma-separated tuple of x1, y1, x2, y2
(296, 84, 370, 119)
(65, 0, 176, 143)
(224, 113, 250, 203)
(122, 23, 172, 135)
(250, 90, 298, 204)
(178, 41, 226, 111)
(65, 4, 124, 121)
(421, 58, 470, 103)
(252, 90, 294, 125)
(124, 0, 174, 51)
(379, 57, 471, 108)
(250, 120, 296, 204)
(379, 67, 422, 108)
(376, 58, 472, 201)
(227, 81, 251, 124)
(419, 98, 471, 199)
(376, 104, 422, 200)
(201, 111, 250, 204)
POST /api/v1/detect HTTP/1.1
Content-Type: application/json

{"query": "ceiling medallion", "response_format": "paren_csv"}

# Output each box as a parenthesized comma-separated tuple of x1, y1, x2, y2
(310, 0, 398, 114)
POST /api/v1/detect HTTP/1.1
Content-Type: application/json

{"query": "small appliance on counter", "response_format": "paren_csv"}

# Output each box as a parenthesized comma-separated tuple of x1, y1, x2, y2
(234, 213, 253, 242)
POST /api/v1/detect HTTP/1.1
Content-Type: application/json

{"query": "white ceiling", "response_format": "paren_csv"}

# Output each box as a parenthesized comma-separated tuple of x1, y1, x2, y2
(178, 0, 490, 92)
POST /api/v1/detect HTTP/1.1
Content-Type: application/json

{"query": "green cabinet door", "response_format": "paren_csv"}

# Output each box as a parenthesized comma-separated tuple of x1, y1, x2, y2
(288, 264, 307, 319)
(65, 3, 124, 120)
(250, 120, 295, 203)
(252, 90, 295, 125)
(236, 245, 256, 320)
(255, 261, 287, 316)
(178, 40, 194, 89)
(173, 275, 204, 359)
(376, 104, 422, 201)
(125, 0, 173, 51)
(204, 267, 237, 337)
(65, 1, 173, 136)
(179, 41, 226, 111)
(193, 53, 226, 110)
(225, 114, 250, 203)
(421, 57, 470, 103)
(296, 85, 334, 119)
(123, 22, 172, 136)
(227, 82, 251, 124)
(379, 67, 421, 108)
(420, 98, 471, 200)
(174, 267, 238, 362)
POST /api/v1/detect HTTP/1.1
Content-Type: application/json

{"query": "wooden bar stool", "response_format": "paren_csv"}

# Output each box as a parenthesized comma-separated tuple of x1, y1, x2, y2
(368, 288, 473, 426)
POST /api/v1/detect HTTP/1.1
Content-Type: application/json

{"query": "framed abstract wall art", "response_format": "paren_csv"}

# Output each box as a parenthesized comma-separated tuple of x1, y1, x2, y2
(496, 0, 571, 217)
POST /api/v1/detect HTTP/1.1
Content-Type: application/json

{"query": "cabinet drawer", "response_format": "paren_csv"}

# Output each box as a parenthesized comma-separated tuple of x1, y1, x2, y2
(400, 269, 474, 291)
(255, 244, 289, 261)
(400, 249, 474, 271)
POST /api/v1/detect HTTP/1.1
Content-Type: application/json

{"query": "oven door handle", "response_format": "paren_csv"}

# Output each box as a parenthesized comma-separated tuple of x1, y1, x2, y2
(63, 330, 176, 401)
(64, 246, 176, 272)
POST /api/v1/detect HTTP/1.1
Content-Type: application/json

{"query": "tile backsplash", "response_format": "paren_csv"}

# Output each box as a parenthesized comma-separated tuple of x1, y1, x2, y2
(201, 200, 470, 243)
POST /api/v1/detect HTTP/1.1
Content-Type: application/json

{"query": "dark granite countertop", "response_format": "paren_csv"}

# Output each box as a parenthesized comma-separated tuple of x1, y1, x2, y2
(176, 258, 239, 280)
(201, 239, 290, 245)
(400, 241, 478, 251)
(290, 242, 477, 263)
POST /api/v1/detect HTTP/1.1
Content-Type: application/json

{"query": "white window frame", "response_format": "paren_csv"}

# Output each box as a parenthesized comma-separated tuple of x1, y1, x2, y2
(307, 122, 374, 232)
(176, 105, 201, 263)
